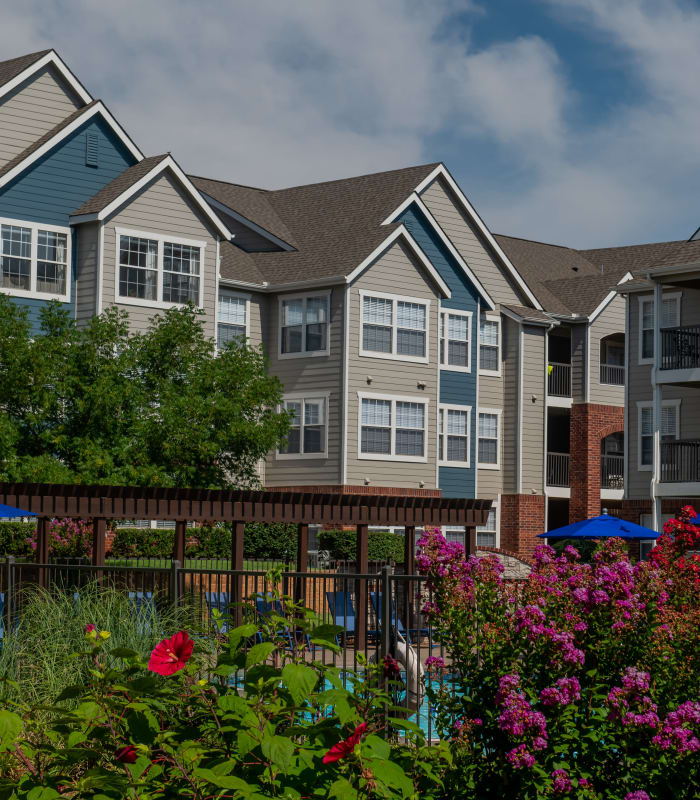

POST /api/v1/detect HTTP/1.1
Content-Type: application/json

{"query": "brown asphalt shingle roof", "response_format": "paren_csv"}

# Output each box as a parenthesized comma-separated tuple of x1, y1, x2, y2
(501, 304, 555, 324)
(219, 241, 267, 286)
(541, 274, 623, 316)
(71, 155, 168, 215)
(0, 49, 52, 89)
(577, 241, 688, 274)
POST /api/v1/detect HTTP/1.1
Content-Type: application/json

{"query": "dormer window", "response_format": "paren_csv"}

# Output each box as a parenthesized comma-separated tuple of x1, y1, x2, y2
(0, 219, 70, 302)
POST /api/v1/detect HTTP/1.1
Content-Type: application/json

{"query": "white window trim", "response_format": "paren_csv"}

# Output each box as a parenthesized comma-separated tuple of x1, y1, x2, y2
(636, 399, 680, 472)
(479, 313, 501, 377)
(357, 391, 429, 463)
(476, 496, 500, 548)
(0, 216, 72, 303)
(438, 403, 471, 468)
(114, 226, 207, 310)
(276, 391, 331, 460)
(216, 289, 250, 350)
(358, 288, 430, 364)
(637, 292, 681, 366)
(439, 307, 472, 373)
(278, 290, 331, 360)
(477, 407, 502, 470)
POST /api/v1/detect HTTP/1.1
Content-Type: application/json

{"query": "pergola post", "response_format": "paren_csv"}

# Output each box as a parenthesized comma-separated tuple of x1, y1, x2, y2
(355, 523, 369, 651)
(92, 518, 106, 585)
(36, 516, 50, 587)
(173, 520, 187, 564)
(403, 525, 416, 632)
(231, 521, 245, 625)
(465, 525, 477, 556)
(295, 523, 309, 606)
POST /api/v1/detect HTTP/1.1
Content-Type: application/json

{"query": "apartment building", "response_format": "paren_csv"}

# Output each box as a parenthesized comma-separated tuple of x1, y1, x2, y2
(0, 49, 649, 560)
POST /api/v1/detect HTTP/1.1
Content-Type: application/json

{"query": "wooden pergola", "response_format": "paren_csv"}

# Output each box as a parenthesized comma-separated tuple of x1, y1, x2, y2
(0, 482, 491, 642)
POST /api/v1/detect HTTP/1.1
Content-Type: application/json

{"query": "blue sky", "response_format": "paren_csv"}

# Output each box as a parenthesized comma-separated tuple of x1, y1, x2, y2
(2, 0, 700, 249)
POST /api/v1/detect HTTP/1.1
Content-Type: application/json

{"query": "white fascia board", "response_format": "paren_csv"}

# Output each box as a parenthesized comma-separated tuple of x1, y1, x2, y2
(500, 305, 557, 327)
(200, 192, 294, 251)
(414, 163, 544, 310)
(71, 156, 233, 241)
(0, 102, 143, 190)
(0, 50, 93, 104)
(218, 276, 269, 290)
(590, 272, 634, 320)
(382, 191, 495, 310)
(345, 226, 451, 298)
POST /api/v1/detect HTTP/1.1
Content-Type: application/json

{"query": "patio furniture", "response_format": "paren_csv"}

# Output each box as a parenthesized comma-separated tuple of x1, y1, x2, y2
(205, 591, 231, 634)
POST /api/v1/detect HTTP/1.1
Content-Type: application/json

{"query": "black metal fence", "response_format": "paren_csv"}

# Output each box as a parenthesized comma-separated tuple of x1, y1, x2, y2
(661, 325, 700, 370)
(660, 440, 700, 483)
(548, 362, 572, 397)
(601, 455, 624, 489)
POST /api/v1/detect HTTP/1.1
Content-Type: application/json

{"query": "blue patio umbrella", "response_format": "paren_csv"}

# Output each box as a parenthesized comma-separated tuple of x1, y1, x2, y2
(0, 503, 37, 518)
(538, 514, 660, 540)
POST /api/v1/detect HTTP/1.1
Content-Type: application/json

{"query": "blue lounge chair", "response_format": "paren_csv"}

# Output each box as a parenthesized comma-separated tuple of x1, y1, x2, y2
(326, 591, 355, 642)
(205, 591, 231, 634)
(254, 595, 294, 649)
(370, 592, 430, 644)
(128, 590, 156, 634)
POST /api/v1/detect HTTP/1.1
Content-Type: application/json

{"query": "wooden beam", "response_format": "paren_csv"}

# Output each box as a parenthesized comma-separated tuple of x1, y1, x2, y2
(403, 525, 415, 575)
(465, 526, 477, 556)
(295, 523, 309, 605)
(173, 520, 187, 564)
(231, 521, 245, 626)
(36, 516, 50, 588)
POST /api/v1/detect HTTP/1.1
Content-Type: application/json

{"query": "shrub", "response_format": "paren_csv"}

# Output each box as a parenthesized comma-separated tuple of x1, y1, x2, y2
(243, 522, 298, 560)
(0, 518, 93, 559)
(110, 527, 174, 558)
(415, 505, 700, 800)
(319, 529, 405, 563)
(0, 520, 36, 558)
(186, 524, 231, 558)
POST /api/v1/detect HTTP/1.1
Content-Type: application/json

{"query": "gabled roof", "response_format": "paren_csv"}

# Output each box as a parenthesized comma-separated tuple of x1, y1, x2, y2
(0, 49, 92, 104)
(501, 304, 556, 325)
(70, 154, 233, 240)
(541, 273, 625, 317)
(0, 99, 143, 188)
(577, 240, 688, 274)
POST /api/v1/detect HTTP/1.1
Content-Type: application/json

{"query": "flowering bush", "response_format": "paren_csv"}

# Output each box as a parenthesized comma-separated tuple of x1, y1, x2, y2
(416, 509, 700, 799)
(23, 517, 93, 558)
(0, 581, 447, 799)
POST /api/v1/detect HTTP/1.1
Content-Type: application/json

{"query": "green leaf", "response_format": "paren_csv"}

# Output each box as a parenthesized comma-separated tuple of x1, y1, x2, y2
(217, 693, 250, 716)
(369, 758, 414, 797)
(328, 777, 357, 799)
(26, 788, 62, 800)
(109, 647, 139, 659)
(126, 708, 159, 744)
(246, 642, 277, 668)
(363, 734, 390, 760)
(237, 729, 258, 756)
(261, 734, 294, 772)
(282, 663, 317, 705)
(75, 701, 104, 722)
(54, 685, 85, 702)
(0, 710, 22, 752)
(66, 731, 87, 748)
(194, 767, 253, 794)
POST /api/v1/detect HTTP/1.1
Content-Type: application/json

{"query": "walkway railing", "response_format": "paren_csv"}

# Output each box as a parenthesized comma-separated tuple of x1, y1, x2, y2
(548, 363, 572, 397)
(660, 440, 700, 483)
(600, 363, 625, 386)
(661, 325, 700, 370)
(546, 452, 570, 487)
(601, 455, 624, 489)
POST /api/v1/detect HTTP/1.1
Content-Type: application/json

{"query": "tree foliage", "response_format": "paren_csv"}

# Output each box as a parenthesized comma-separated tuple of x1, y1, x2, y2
(0, 297, 289, 488)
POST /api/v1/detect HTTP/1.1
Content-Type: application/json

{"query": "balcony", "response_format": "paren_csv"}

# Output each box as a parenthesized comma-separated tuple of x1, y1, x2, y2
(660, 440, 700, 483)
(548, 363, 571, 398)
(601, 454, 624, 489)
(547, 452, 570, 487)
(600, 363, 625, 386)
(660, 325, 700, 371)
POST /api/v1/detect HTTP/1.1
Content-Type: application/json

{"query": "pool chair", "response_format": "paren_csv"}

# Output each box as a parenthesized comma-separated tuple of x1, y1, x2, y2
(370, 592, 431, 645)
(254, 595, 294, 649)
(326, 591, 355, 643)
(205, 591, 231, 634)
(128, 590, 156, 634)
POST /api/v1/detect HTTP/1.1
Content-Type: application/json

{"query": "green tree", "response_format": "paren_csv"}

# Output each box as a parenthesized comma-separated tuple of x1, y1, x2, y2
(0, 297, 289, 488)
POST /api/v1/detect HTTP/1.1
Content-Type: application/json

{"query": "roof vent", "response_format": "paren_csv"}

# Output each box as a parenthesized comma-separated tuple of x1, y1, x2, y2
(85, 132, 99, 167)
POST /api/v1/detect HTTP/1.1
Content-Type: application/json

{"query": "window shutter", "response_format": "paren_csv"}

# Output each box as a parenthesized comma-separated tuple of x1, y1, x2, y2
(85, 132, 99, 167)
(661, 405, 677, 438)
(661, 297, 678, 328)
(640, 407, 653, 436)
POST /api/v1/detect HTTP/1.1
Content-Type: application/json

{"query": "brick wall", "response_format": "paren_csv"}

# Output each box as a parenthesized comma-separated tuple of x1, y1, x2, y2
(569, 403, 624, 523)
(501, 493, 546, 560)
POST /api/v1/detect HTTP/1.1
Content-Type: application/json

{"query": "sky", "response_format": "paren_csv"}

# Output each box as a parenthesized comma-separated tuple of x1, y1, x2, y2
(1, 0, 699, 249)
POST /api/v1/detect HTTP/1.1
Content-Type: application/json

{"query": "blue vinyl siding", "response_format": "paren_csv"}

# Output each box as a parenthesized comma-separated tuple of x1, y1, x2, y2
(399, 205, 480, 498)
(0, 116, 136, 327)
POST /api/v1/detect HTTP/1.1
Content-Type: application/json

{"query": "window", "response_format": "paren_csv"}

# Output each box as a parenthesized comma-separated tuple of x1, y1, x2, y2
(438, 405, 470, 466)
(116, 228, 205, 307)
(360, 291, 429, 362)
(0, 219, 70, 301)
(477, 410, 500, 468)
(359, 393, 428, 461)
(638, 294, 680, 363)
(479, 316, 500, 373)
(440, 310, 471, 370)
(217, 291, 248, 348)
(278, 395, 328, 457)
(477, 505, 498, 548)
(280, 293, 329, 356)
(638, 401, 679, 470)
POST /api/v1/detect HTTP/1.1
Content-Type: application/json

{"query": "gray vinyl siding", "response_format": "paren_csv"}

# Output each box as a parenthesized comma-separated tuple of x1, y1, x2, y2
(521, 325, 546, 492)
(101, 172, 219, 337)
(246, 292, 266, 348)
(74, 222, 99, 325)
(570, 324, 586, 402)
(0, 66, 82, 168)
(420, 177, 529, 307)
(214, 208, 281, 252)
(263, 286, 344, 487)
(589, 295, 625, 406)
(346, 240, 439, 489)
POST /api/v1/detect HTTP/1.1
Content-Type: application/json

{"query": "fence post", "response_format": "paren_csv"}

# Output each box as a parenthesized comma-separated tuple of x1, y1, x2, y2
(5, 556, 14, 637)
(173, 520, 187, 565)
(170, 559, 181, 607)
(231, 521, 245, 626)
(380, 565, 392, 663)
(295, 523, 309, 606)
(36, 517, 50, 588)
(355, 524, 369, 652)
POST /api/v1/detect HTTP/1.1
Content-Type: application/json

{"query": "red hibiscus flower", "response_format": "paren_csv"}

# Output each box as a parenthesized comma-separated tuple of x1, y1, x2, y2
(115, 745, 138, 763)
(148, 631, 193, 676)
(322, 723, 368, 764)
(84, 623, 96, 633)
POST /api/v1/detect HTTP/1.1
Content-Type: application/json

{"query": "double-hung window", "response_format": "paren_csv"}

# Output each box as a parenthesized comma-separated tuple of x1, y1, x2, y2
(359, 394, 427, 461)
(638, 400, 679, 470)
(477, 505, 498, 547)
(0, 219, 70, 301)
(217, 291, 248, 348)
(279, 395, 328, 457)
(440, 310, 471, 370)
(116, 229, 204, 307)
(280, 293, 329, 356)
(360, 291, 428, 361)
(479, 315, 500, 373)
(438, 405, 471, 466)
(477, 409, 500, 468)
(638, 294, 681, 363)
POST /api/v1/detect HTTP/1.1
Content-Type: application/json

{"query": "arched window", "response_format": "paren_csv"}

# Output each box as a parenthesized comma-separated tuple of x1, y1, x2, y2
(600, 333, 625, 385)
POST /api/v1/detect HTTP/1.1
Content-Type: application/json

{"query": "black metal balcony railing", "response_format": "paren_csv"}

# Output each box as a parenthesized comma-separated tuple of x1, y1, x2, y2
(547, 452, 570, 487)
(660, 440, 700, 483)
(548, 363, 572, 398)
(660, 325, 700, 370)
(600, 363, 625, 386)
(601, 454, 624, 489)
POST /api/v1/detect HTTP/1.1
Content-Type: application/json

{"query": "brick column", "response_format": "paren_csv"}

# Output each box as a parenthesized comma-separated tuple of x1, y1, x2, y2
(500, 494, 545, 560)
(569, 403, 624, 524)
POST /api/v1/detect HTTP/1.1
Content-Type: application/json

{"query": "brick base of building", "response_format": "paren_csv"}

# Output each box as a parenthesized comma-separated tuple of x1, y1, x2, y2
(500, 494, 546, 561)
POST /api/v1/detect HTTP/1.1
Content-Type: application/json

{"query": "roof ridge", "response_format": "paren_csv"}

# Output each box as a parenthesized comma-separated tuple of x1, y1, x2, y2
(578, 239, 686, 254)
(272, 161, 441, 194)
(495, 232, 573, 250)
(0, 48, 52, 69)
(189, 174, 269, 193)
